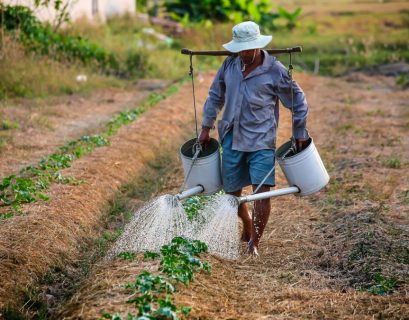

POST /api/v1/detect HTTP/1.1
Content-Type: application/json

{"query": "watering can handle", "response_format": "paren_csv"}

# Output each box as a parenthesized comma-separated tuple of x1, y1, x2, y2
(179, 146, 201, 193)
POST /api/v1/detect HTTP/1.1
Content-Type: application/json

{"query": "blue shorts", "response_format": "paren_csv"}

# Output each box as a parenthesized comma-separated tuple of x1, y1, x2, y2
(221, 130, 275, 193)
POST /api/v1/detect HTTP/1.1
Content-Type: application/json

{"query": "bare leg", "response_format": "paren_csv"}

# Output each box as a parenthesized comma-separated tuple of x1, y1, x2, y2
(248, 185, 271, 253)
(227, 189, 252, 242)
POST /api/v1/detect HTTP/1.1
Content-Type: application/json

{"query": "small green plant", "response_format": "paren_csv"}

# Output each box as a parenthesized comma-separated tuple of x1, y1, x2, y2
(159, 237, 211, 284)
(118, 251, 136, 261)
(277, 7, 302, 30)
(103, 237, 210, 319)
(183, 191, 223, 220)
(1, 119, 20, 130)
(382, 157, 401, 169)
(364, 273, 398, 295)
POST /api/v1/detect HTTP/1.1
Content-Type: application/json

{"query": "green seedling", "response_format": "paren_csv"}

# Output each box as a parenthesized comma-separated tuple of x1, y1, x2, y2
(103, 237, 210, 320)
(118, 251, 136, 261)
(364, 273, 398, 295)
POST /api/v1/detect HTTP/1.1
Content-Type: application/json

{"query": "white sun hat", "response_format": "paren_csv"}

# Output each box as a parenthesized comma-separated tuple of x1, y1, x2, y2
(223, 21, 272, 53)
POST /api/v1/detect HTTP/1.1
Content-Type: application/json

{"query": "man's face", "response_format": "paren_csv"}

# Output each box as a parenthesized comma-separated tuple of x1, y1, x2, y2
(238, 49, 259, 64)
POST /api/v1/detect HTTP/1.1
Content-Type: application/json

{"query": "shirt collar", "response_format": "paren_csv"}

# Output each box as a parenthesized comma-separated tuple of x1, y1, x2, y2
(235, 50, 276, 79)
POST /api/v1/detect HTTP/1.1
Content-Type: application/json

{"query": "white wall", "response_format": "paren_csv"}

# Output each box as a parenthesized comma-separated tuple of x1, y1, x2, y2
(3, 0, 136, 23)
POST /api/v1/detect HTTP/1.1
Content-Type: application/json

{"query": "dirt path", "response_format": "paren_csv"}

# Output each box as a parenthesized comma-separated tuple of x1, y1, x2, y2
(56, 72, 409, 319)
(0, 80, 168, 178)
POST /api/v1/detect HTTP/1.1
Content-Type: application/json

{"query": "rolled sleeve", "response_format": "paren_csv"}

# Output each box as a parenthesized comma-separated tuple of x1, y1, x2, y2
(202, 62, 227, 129)
(275, 64, 309, 140)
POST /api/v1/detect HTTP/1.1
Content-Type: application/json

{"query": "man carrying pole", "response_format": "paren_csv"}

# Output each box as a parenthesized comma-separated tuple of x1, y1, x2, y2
(198, 21, 310, 256)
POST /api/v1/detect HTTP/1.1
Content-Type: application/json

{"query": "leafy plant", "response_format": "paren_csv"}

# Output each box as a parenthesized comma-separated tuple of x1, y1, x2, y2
(118, 251, 136, 261)
(103, 237, 210, 319)
(163, 0, 278, 26)
(364, 273, 398, 295)
(277, 7, 302, 30)
(183, 191, 224, 220)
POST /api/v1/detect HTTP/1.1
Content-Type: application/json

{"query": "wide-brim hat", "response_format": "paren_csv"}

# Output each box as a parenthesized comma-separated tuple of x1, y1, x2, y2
(223, 21, 272, 53)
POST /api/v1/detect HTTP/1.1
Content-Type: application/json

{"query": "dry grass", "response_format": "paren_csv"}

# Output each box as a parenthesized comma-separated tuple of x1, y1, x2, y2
(54, 72, 408, 319)
(0, 35, 121, 100)
(0, 74, 213, 317)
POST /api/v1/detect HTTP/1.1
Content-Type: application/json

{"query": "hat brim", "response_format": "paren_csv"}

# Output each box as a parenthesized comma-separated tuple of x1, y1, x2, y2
(222, 35, 272, 53)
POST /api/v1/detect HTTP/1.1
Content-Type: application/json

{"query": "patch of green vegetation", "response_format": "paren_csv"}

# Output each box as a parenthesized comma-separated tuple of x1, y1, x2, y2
(382, 157, 401, 169)
(0, 35, 122, 100)
(102, 237, 210, 320)
(396, 73, 409, 88)
(0, 5, 119, 73)
(363, 273, 398, 295)
(183, 190, 224, 220)
(0, 119, 20, 130)
(163, 0, 279, 27)
(117, 251, 136, 261)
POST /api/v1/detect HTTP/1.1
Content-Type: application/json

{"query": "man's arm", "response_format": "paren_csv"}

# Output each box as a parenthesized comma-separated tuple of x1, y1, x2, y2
(199, 61, 227, 145)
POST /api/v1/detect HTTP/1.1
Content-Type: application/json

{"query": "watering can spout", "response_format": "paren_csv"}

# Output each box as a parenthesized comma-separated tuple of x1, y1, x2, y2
(237, 186, 300, 204)
(175, 185, 204, 201)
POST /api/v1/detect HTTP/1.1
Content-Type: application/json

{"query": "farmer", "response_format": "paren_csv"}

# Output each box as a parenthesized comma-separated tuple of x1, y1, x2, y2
(198, 21, 309, 256)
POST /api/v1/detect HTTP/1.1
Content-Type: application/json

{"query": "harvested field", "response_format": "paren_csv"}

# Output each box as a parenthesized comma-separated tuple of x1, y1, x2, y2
(51, 72, 408, 319)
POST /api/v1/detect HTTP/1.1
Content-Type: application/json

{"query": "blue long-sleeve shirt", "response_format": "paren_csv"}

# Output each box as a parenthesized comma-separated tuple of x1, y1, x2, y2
(202, 50, 309, 152)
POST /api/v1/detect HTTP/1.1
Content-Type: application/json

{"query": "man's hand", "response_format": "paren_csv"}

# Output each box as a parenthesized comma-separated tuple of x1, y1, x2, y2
(295, 138, 309, 152)
(198, 127, 211, 147)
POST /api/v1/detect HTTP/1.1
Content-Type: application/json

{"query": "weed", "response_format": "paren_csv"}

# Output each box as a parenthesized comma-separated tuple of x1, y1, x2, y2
(382, 157, 401, 169)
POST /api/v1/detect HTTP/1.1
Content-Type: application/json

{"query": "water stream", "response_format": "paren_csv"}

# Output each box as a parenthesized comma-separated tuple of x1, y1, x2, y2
(110, 194, 241, 260)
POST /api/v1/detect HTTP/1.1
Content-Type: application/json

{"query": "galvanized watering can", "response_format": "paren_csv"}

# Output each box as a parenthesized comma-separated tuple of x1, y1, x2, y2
(176, 137, 329, 203)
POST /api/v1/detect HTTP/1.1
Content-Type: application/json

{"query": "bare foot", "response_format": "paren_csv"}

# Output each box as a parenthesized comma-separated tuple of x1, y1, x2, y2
(246, 240, 259, 257)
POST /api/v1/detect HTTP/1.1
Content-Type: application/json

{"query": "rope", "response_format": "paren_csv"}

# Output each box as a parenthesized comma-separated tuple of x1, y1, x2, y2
(289, 52, 295, 141)
(189, 54, 199, 140)
(278, 53, 297, 161)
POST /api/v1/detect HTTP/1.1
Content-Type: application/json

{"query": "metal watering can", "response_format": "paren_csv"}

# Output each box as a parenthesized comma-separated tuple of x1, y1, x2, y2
(175, 137, 329, 204)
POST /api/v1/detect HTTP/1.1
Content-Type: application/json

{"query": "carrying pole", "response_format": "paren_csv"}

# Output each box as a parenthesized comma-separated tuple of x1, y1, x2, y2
(181, 47, 302, 56)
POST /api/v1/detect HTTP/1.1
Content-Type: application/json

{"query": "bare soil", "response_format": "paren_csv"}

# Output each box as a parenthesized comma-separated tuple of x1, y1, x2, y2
(53, 72, 408, 319)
